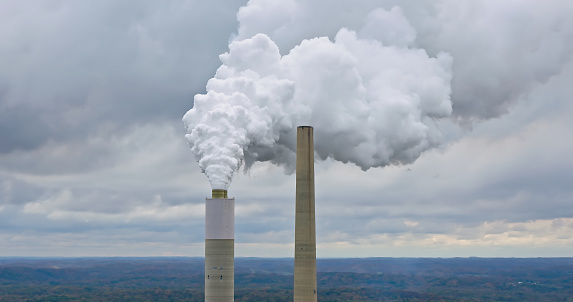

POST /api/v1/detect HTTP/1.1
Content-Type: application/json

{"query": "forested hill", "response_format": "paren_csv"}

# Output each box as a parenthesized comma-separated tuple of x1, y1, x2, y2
(1, 257, 572, 301)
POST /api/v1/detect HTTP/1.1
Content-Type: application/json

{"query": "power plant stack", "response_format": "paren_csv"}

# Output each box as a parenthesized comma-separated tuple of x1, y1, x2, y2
(294, 126, 317, 302)
(205, 189, 234, 301)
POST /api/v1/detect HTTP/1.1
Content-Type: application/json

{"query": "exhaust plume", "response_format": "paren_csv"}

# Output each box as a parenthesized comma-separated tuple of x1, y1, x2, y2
(183, 19, 452, 189)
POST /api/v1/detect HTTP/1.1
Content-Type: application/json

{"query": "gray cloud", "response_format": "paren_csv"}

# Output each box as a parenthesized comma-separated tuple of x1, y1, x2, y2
(1, 0, 572, 257)
(0, 0, 247, 153)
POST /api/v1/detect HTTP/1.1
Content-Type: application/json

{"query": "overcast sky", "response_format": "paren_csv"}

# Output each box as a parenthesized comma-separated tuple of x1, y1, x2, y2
(1, 0, 572, 258)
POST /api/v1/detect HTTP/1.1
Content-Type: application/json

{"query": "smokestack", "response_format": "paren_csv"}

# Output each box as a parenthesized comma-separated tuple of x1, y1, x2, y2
(294, 126, 317, 301)
(205, 189, 234, 301)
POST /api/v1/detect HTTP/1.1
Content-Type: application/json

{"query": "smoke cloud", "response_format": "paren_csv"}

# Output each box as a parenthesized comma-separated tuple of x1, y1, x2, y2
(234, 0, 573, 122)
(183, 6, 452, 189)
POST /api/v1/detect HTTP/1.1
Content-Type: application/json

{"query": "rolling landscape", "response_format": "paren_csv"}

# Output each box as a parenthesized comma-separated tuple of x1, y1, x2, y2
(1, 257, 572, 301)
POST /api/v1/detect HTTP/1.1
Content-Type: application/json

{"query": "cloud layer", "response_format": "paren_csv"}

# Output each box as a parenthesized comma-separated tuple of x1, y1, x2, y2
(0, 0, 572, 257)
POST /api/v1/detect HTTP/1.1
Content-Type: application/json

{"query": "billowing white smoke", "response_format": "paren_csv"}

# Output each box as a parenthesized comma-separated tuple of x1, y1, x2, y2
(183, 8, 452, 190)
(235, 0, 573, 122)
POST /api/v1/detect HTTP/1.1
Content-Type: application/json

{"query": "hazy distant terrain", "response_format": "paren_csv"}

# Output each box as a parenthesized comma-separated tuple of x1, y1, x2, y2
(1, 257, 572, 301)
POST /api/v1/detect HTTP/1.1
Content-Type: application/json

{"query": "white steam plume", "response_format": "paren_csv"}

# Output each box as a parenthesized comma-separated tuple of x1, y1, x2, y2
(183, 7, 452, 190)
(235, 0, 573, 122)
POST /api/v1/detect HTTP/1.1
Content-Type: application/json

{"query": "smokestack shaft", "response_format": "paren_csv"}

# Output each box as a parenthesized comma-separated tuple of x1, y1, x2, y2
(294, 126, 317, 301)
(205, 190, 234, 301)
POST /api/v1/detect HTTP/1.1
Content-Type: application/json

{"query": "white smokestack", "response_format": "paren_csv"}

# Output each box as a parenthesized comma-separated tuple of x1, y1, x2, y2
(205, 189, 234, 301)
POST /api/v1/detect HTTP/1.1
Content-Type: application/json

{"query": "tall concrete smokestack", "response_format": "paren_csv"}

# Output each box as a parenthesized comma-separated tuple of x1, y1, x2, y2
(294, 126, 317, 302)
(205, 189, 234, 301)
